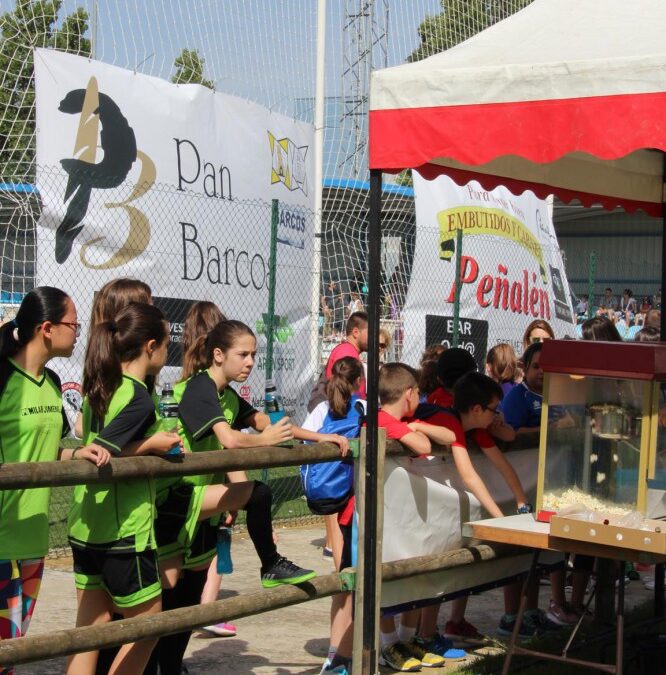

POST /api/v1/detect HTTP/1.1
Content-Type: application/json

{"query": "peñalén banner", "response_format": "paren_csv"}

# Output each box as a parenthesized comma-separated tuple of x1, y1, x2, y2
(402, 173, 575, 371)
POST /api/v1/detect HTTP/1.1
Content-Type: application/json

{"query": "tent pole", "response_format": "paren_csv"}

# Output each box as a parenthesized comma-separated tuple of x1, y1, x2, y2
(360, 168, 383, 673)
(662, 153, 666, 339)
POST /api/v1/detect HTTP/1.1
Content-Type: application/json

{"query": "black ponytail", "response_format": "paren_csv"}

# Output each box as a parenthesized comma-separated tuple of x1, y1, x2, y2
(0, 286, 70, 360)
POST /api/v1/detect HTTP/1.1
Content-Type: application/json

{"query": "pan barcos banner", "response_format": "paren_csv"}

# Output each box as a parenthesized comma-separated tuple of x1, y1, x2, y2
(403, 174, 575, 369)
(34, 49, 315, 424)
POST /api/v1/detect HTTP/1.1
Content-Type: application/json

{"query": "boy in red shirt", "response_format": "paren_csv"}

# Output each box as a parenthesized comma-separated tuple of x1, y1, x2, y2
(376, 363, 459, 672)
(418, 372, 559, 644)
(428, 348, 515, 443)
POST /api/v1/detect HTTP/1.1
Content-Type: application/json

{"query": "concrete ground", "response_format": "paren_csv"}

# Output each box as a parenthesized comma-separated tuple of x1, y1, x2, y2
(15, 525, 658, 674)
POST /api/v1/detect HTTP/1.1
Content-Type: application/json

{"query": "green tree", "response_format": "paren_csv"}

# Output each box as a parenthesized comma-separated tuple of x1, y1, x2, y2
(0, 0, 91, 181)
(171, 48, 214, 89)
(408, 0, 533, 63)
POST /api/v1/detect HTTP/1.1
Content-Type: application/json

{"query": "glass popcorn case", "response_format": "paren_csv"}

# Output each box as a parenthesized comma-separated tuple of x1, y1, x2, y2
(536, 341, 666, 522)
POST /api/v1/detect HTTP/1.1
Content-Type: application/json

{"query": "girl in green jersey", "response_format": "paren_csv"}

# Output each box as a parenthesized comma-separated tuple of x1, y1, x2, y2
(0, 287, 108, 673)
(66, 303, 179, 675)
(157, 320, 317, 594)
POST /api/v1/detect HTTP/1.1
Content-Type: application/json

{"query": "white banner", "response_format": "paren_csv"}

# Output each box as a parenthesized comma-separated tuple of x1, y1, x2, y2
(34, 48, 316, 425)
(403, 174, 575, 368)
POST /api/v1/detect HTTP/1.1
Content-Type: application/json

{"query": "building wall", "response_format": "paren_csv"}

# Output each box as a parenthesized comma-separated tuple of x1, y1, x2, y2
(555, 210, 662, 301)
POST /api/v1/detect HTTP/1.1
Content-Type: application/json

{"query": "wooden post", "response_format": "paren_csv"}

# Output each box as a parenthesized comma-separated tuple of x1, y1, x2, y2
(595, 558, 617, 624)
(352, 427, 386, 675)
(352, 427, 368, 675)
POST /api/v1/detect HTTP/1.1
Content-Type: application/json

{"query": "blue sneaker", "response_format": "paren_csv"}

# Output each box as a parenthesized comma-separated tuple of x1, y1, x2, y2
(419, 634, 467, 661)
(324, 667, 348, 674)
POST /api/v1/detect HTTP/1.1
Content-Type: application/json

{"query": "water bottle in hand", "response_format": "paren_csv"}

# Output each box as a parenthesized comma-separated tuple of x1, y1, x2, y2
(216, 526, 233, 574)
(159, 383, 181, 455)
(264, 378, 285, 424)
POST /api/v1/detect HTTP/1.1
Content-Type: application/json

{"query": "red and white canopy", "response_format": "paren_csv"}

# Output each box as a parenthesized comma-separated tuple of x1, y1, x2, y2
(369, 0, 666, 215)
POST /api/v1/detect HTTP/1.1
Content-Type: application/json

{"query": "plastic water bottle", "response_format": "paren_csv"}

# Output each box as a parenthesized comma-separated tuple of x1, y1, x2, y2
(158, 383, 179, 428)
(216, 526, 233, 574)
(264, 378, 285, 424)
(158, 383, 181, 455)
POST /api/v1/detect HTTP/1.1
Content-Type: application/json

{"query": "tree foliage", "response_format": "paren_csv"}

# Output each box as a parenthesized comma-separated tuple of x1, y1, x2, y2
(0, 0, 91, 181)
(171, 48, 214, 89)
(408, 0, 533, 63)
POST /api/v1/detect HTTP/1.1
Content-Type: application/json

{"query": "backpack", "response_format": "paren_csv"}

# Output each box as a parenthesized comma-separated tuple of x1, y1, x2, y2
(412, 402, 460, 422)
(300, 396, 365, 515)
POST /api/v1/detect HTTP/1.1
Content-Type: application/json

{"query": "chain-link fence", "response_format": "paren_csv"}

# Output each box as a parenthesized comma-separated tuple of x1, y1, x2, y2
(2, 166, 324, 556)
(2, 1, 556, 559)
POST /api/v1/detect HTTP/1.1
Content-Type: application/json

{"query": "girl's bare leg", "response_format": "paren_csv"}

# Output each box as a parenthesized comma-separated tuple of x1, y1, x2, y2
(108, 596, 162, 675)
(65, 589, 113, 675)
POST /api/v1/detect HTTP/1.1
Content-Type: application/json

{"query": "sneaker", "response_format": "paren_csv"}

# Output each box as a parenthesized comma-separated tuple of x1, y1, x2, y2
(443, 619, 485, 646)
(418, 634, 467, 661)
(260, 556, 316, 588)
(404, 638, 446, 668)
(201, 621, 237, 637)
(323, 546, 334, 558)
(379, 642, 422, 672)
(546, 600, 578, 626)
(496, 614, 537, 640)
(525, 609, 562, 634)
(323, 665, 349, 674)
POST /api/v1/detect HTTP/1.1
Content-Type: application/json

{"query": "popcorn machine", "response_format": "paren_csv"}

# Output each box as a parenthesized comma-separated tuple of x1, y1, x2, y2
(536, 341, 666, 530)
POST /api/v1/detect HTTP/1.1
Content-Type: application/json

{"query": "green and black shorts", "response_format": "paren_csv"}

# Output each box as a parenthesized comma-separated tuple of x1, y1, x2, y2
(70, 541, 161, 609)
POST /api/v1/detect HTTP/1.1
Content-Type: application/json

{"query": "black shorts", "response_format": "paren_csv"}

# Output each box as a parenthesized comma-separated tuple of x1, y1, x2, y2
(154, 483, 195, 553)
(339, 522, 353, 571)
(71, 544, 161, 608)
(155, 482, 218, 568)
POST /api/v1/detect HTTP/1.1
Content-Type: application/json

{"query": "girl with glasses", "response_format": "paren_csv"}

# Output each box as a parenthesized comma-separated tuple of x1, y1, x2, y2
(0, 287, 108, 675)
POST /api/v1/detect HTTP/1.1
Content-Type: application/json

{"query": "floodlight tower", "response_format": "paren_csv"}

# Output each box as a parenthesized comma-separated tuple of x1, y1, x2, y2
(340, 0, 389, 179)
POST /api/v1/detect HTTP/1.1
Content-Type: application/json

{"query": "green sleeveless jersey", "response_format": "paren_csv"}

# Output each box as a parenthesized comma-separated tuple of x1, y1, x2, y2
(68, 374, 157, 552)
(0, 360, 67, 559)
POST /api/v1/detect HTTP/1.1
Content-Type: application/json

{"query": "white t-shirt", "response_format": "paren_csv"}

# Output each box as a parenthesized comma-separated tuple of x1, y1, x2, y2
(621, 296, 637, 313)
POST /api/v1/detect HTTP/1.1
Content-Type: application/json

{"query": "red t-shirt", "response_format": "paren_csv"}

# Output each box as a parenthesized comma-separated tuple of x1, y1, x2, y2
(422, 393, 496, 449)
(428, 387, 452, 407)
(377, 409, 413, 440)
(325, 341, 366, 398)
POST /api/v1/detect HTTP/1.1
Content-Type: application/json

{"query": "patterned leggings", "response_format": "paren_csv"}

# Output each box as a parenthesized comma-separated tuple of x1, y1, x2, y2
(0, 559, 45, 675)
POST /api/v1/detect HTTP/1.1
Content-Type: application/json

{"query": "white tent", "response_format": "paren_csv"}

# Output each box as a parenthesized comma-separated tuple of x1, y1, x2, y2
(360, 2, 666, 665)
(369, 0, 666, 215)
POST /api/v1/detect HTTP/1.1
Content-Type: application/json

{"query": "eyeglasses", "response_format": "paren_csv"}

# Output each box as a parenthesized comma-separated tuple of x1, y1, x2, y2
(529, 336, 552, 344)
(58, 321, 81, 337)
(483, 404, 501, 415)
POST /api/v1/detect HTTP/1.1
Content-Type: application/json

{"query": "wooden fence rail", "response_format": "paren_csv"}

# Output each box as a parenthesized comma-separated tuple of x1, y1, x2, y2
(0, 439, 443, 489)
(0, 543, 515, 667)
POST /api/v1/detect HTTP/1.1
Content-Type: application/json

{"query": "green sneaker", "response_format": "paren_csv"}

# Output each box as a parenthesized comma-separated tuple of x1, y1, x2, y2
(379, 642, 422, 672)
(260, 556, 316, 588)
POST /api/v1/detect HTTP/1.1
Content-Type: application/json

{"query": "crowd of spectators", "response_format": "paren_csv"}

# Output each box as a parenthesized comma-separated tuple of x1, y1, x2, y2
(575, 287, 661, 341)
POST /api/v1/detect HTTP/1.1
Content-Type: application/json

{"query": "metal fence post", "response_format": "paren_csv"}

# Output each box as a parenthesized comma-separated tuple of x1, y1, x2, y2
(262, 198, 280, 484)
(452, 227, 463, 347)
(588, 250, 596, 320)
